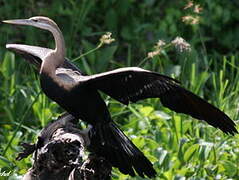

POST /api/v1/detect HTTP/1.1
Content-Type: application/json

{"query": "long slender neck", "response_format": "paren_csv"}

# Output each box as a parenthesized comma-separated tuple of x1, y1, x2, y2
(40, 25, 65, 75)
(51, 26, 65, 58)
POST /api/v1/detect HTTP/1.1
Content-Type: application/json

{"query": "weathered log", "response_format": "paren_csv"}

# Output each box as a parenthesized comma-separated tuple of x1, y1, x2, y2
(17, 113, 112, 180)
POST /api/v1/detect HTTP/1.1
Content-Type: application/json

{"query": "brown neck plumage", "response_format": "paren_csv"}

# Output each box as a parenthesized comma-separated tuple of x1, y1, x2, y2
(40, 24, 65, 75)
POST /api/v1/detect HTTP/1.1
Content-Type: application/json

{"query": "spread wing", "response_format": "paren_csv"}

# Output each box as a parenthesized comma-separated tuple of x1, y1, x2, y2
(80, 67, 238, 135)
(6, 44, 85, 74)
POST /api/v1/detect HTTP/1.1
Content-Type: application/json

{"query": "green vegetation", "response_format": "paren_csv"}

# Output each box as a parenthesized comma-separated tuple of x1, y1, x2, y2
(0, 0, 238, 179)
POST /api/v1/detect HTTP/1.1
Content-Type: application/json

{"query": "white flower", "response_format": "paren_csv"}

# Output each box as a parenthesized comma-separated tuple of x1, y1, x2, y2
(100, 32, 115, 45)
(147, 50, 161, 58)
(147, 40, 166, 58)
(171, 37, 191, 52)
(184, 1, 194, 9)
(182, 15, 200, 25)
(155, 40, 166, 48)
(194, 4, 203, 14)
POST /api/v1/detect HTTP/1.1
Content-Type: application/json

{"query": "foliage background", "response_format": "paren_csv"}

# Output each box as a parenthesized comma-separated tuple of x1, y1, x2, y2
(0, 0, 238, 179)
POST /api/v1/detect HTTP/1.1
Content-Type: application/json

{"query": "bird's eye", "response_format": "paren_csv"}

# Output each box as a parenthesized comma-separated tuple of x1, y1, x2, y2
(31, 19, 38, 22)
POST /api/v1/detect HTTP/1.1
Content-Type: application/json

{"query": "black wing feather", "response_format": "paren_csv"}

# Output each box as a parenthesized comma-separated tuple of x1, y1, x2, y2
(83, 67, 238, 135)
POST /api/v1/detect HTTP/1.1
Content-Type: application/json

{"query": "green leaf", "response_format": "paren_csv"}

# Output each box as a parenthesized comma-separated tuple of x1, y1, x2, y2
(198, 141, 214, 161)
(139, 106, 154, 117)
(154, 110, 171, 120)
(132, 137, 145, 148)
(183, 144, 199, 162)
(163, 169, 173, 180)
(144, 151, 158, 163)
(178, 138, 188, 163)
(1, 52, 15, 78)
(0, 156, 12, 167)
(173, 115, 182, 140)
(222, 160, 237, 176)
(157, 148, 168, 165)
(146, 138, 158, 149)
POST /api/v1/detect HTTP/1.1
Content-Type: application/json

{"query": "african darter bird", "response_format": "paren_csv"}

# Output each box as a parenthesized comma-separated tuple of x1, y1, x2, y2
(3, 16, 238, 178)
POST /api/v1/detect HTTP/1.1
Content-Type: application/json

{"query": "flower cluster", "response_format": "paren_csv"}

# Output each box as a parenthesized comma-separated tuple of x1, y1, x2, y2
(147, 40, 166, 58)
(147, 37, 191, 59)
(182, 1, 203, 25)
(100, 32, 115, 45)
(182, 15, 200, 25)
(184, 1, 203, 13)
(194, 4, 203, 14)
(171, 37, 191, 52)
(184, 1, 194, 9)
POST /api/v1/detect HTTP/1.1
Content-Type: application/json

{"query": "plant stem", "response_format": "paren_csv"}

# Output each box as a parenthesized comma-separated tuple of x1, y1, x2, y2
(72, 42, 103, 62)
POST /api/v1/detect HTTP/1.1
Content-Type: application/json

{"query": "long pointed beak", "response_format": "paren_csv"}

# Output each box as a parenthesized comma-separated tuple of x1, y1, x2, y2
(2, 19, 31, 26)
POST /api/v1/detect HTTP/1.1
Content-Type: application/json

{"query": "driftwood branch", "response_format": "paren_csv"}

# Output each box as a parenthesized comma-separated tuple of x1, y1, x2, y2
(17, 114, 112, 180)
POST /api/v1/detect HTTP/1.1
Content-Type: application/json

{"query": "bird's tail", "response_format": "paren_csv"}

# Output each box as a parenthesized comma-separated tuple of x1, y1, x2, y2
(88, 121, 156, 178)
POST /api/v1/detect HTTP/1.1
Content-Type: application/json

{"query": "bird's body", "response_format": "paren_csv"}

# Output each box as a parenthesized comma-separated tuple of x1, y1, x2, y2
(4, 16, 238, 178)
(31, 16, 110, 126)
(40, 71, 111, 125)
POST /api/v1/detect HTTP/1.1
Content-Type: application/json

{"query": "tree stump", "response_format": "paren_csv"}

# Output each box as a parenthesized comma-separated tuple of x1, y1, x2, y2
(17, 113, 112, 180)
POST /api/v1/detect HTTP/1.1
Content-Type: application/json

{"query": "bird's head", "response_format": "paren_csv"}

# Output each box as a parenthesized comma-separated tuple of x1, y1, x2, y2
(3, 16, 59, 32)
(4, 16, 66, 70)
